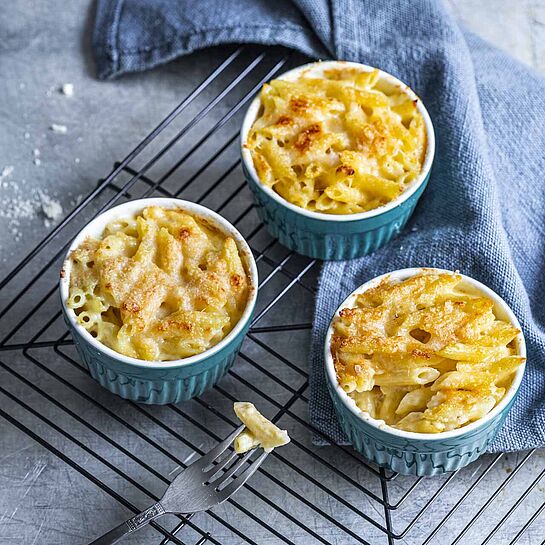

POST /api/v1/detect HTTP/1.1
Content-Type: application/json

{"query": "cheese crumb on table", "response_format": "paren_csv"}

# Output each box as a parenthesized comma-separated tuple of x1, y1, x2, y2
(60, 83, 74, 96)
(50, 124, 68, 134)
(39, 191, 63, 222)
(0, 186, 64, 239)
(70, 194, 84, 206)
(0, 165, 14, 180)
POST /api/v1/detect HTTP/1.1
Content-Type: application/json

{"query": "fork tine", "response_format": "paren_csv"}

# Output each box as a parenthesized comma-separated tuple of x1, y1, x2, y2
(212, 449, 254, 485)
(216, 451, 269, 502)
(202, 449, 238, 480)
(187, 424, 244, 472)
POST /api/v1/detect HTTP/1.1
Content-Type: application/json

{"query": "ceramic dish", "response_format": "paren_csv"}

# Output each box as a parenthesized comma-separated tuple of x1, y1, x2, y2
(241, 61, 435, 261)
(60, 198, 258, 404)
(324, 267, 526, 476)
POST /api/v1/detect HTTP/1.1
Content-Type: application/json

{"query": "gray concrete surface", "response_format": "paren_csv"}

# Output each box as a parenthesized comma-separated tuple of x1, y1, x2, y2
(1, 1, 544, 544)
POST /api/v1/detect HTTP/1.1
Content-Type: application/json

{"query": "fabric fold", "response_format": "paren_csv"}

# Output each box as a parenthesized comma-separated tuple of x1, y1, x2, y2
(93, 0, 545, 452)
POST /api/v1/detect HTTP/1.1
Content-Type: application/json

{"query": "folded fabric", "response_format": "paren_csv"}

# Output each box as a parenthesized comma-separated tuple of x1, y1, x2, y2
(93, 0, 545, 452)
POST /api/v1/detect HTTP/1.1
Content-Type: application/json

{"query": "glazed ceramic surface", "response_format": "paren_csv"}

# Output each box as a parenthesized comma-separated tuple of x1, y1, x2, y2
(324, 267, 526, 476)
(241, 61, 435, 261)
(59, 198, 258, 404)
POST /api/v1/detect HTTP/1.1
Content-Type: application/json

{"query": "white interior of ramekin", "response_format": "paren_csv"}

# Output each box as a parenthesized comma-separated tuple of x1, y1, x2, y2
(241, 60, 436, 222)
(59, 198, 258, 369)
(324, 267, 527, 441)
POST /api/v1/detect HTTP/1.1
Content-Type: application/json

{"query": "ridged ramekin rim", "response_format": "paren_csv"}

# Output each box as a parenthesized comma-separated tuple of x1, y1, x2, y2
(59, 197, 258, 370)
(240, 60, 435, 222)
(323, 267, 527, 441)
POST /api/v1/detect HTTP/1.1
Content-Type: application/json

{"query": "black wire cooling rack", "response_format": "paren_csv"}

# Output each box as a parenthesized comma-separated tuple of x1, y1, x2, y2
(1, 46, 544, 545)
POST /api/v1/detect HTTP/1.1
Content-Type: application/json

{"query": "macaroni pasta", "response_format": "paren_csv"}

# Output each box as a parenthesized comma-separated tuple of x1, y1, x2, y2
(66, 206, 250, 361)
(246, 66, 427, 214)
(331, 271, 524, 433)
(233, 402, 290, 453)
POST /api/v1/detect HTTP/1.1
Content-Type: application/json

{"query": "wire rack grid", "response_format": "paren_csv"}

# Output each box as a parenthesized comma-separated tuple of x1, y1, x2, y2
(1, 46, 544, 545)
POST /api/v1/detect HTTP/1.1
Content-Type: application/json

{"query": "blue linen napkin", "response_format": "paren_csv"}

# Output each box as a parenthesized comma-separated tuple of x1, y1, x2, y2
(93, 0, 545, 452)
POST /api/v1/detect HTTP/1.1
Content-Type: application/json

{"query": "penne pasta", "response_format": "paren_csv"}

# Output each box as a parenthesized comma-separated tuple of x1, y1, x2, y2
(247, 67, 426, 215)
(377, 387, 408, 423)
(373, 367, 440, 387)
(351, 390, 382, 419)
(331, 271, 525, 433)
(234, 429, 261, 454)
(67, 206, 250, 361)
(233, 402, 290, 453)
(396, 388, 434, 417)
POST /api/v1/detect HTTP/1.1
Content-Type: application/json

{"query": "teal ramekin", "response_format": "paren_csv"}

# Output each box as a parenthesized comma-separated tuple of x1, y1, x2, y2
(241, 61, 435, 261)
(324, 268, 526, 476)
(60, 198, 258, 405)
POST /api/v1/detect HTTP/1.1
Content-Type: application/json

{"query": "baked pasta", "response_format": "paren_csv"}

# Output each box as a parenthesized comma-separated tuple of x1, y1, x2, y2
(233, 402, 290, 453)
(331, 271, 524, 433)
(66, 206, 250, 361)
(246, 65, 426, 214)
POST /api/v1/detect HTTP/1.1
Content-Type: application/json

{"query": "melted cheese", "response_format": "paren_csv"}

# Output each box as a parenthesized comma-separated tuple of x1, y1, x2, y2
(246, 67, 427, 214)
(67, 206, 250, 361)
(331, 271, 524, 433)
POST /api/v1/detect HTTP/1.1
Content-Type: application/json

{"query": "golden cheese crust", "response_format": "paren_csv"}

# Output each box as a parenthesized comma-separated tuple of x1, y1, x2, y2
(246, 66, 427, 214)
(67, 206, 250, 361)
(331, 271, 524, 433)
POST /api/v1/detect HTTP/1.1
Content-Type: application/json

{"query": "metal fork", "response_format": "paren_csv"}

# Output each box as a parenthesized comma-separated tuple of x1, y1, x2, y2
(89, 425, 267, 545)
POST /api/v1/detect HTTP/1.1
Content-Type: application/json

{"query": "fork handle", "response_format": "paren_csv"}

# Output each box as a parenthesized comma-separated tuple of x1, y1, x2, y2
(89, 503, 166, 545)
